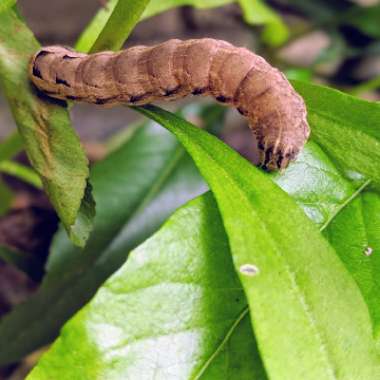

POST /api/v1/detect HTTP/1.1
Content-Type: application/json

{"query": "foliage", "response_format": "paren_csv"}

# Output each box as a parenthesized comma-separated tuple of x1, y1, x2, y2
(292, 81, 380, 186)
(87, 0, 151, 53)
(0, 1, 380, 379)
(0, 9, 93, 247)
(238, 0, 288, 46)
(28, 194, 267, 380)
(76, 0, 286, 52)
(28, 97, 380, 378)
(0, 109, 208, 365)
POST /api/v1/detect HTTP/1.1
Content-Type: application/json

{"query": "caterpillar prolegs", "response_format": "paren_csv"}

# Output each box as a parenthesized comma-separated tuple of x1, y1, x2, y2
(29, 38, 310, 170)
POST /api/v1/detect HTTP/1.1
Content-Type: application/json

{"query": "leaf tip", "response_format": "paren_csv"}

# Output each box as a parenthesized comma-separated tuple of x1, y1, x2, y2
(67, 181, 96, 248)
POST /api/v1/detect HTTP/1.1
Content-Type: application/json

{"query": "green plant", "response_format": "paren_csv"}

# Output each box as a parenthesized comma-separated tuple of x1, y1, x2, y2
(0, 1, 380, 379)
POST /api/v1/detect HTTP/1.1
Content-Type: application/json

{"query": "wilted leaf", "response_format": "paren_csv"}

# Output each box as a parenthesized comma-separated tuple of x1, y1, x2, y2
(0, 9, 93, 246)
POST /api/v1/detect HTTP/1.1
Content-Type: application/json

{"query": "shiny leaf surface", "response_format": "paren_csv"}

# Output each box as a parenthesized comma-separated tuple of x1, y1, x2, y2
(139, 105, 380, 379)
(293, 80, 380, 187)
(0, 117, 206, 365)
(29, 194, 267, 380)
(27, 82, 380, 378)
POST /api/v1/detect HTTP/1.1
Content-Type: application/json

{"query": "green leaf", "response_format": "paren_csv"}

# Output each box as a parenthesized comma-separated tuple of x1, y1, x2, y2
(0, 131, 24, 162)
(0, 178, 12, 216)
(28, 140, 376, 378)
(293, 80, 380, 187)
(270, 140, 362, 228)
(28, 194, 267, 380)
(284, 67, 313, 82)
(10, 122, 366, 372)
(139, 105, 380, 379)
(24, 80, 380, 377)
(0, 115, 207, 365)
(238, 0, 289, 46)
(76, 0, 286, 53)
(142, 0, 287, 42)
(28, 100, 380, 378)
(273, 144, 380, 337)
(0, 160, 42, 189)
(75, 0, 233, 53)
(288, 81, 380, 335)
(324, 190, 380, 336)
(0, 0, 16, 13)
(76, 0, 151, 53)
(0, 9, 93, 247)
(142, 0, 234, 19)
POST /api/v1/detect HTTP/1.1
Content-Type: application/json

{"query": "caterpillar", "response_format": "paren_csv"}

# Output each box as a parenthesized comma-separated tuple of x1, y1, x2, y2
(29, 38, 310, 170)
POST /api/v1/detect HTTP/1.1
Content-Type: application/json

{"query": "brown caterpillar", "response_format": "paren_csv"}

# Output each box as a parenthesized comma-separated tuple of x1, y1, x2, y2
(29, 38, 310, 170)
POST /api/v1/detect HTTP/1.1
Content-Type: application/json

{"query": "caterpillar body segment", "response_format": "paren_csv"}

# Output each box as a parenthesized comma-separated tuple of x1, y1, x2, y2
(29, 38, 310, 170)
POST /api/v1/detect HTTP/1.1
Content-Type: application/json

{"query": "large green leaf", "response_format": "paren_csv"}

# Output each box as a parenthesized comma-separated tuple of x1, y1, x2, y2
(139, 105, 380, 379)
(28, 146, 380, 379)
(24, 78, 380, 377)
(28, 194, 267, 380)
(0, 9, 93, 247)
(28, 101, 380, 378)
(290, 81, 380, 335)
(0, 115, 207, 365)
(0, 126, 359, 367)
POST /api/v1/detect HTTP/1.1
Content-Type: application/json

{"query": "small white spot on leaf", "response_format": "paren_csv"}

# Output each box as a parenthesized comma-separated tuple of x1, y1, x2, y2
(364, 246, 373, 257)
(240, 264, 259, 277)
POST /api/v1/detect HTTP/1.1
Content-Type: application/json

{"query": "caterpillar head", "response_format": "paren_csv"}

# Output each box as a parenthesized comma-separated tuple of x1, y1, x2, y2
(255, 112, 310, 171)
(29, 46, 83, 99)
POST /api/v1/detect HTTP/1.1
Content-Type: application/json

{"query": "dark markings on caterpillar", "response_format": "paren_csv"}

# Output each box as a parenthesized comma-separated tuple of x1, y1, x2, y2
(56, 77, 70, 86)
(192, 87, 207, 95)
(32, 50, 49, 78)
(28, 38, 310, 170)
(66, 95, 79, 101)
(62, 55, 77, 61)
(216, 95, 231, 103)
